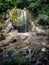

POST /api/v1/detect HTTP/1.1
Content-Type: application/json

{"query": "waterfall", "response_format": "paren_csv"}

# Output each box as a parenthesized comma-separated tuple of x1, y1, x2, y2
(23, 10, 27, 22)
(23, 10, 27, 32)
(5, 8, 30, 33)
(19, 10, 27, 24)
(18, 10, 28, 32)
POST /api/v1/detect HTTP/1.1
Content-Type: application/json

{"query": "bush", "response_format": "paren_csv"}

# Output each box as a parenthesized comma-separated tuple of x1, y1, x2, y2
(0, 0, 49, 19)
(38, 15, 49, 25)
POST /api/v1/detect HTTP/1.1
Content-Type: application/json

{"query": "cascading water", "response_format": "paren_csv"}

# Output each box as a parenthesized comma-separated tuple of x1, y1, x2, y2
(23, 10, 27, 32)
(23, 10, 27, 23)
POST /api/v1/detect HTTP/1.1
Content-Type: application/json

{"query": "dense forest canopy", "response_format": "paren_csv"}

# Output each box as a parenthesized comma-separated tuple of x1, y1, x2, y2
(0, 0, 49, 25)
(0, 0, 49, 13)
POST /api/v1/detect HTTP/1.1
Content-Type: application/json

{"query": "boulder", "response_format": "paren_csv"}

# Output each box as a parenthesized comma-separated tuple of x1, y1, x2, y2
(36, 27, 46, 35)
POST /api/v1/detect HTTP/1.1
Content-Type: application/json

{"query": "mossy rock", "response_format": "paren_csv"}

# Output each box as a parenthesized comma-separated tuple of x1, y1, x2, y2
(10, 7, 29, 27)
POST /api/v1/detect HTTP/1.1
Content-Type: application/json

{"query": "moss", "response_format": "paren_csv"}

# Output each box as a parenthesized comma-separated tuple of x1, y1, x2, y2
(10, 7, 18, 21)
(10, 7, 22, 26)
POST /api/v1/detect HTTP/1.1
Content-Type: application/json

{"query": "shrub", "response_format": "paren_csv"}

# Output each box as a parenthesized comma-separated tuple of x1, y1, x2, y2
(38, 15, 49, 25)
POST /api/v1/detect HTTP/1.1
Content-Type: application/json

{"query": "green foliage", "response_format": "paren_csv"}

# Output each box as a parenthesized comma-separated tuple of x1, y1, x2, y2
(0, 0, 49, 16)
(41, 4, 49, 15)
(10, 7, 23, 27)
(29, 1, 40, 11)
(0, 0, 49, 25)
(0, 0, 40, 13)
(10, 7, 18, 21)
(0, 0, 14, 14)
(38, 17, 49, 25)
(38, 14, 49, 25)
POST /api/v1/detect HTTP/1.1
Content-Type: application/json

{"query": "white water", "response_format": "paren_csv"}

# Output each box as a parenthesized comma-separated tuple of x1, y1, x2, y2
(19, 10, 27, 23)
(23, 10, 27, 32)
(23, 10, 27, 22)
(18, 10, 28, 32)
(17, 32, 30, 36)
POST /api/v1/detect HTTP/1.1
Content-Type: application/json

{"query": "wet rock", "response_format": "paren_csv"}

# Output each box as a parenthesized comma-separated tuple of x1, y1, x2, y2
(10, 37, 17, 43)
(5, 22, 13, 32)
(34, 57, 48, 65)
(36, 27, 46, 35)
